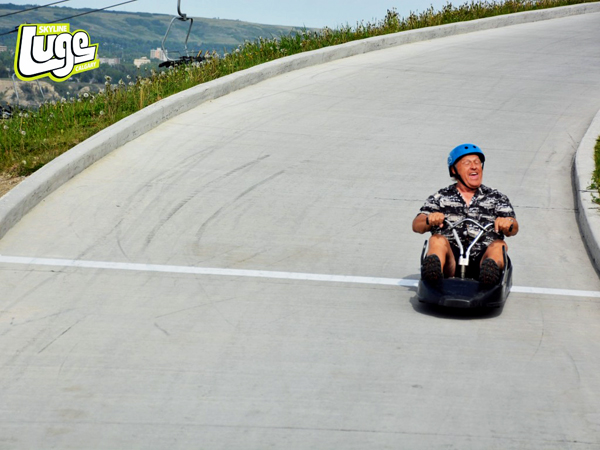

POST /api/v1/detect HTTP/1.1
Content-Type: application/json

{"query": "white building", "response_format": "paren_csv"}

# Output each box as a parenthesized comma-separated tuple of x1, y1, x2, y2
(133, 57, 152, 68)
(150, 47, 167, 61)
(99, 57, 120, 66)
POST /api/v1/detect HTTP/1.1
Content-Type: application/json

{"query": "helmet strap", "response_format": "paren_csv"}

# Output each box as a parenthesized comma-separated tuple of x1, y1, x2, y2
(451, 164, 466, 187)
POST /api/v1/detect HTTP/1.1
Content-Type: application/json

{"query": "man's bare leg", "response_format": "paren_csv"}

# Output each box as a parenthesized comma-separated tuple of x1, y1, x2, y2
(481, 240, 508, 270)
(479, 240, 507, 286)
(427, 234, 456, 278)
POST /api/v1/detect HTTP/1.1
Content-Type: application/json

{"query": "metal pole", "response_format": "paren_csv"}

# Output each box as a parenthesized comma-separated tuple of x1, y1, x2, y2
(11, 73, 20, 107)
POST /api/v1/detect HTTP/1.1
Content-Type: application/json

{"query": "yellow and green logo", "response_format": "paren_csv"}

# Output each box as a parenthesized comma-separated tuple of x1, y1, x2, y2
(14, 23, 99, 82)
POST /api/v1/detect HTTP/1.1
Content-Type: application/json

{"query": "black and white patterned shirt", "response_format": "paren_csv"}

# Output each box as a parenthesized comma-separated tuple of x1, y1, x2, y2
(418, 184, 516, 254)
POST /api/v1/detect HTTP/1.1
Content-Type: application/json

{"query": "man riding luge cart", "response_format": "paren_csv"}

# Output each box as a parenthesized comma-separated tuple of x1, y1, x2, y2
(413, 144, 519, 308)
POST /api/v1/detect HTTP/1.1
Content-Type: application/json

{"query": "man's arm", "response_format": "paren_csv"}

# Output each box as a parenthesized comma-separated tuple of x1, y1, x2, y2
(412, 212, 445, 234)
(493, 190, 518, 237)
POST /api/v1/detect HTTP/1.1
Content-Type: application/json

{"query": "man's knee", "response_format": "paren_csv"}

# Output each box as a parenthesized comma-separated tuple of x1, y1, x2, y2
(428, 233, 450, 248)
(427, 234, 456, 277)
(428, 234, 452, 256)
(482, 240, 508, 267)
(486, 240, 508, 253)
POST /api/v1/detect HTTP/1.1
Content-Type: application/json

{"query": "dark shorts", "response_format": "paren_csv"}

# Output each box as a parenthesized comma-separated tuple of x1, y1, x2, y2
(450, 243, 485, 279)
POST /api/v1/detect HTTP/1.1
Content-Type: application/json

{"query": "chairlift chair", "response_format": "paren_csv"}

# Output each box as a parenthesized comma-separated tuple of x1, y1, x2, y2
(160, 0, 204, 67)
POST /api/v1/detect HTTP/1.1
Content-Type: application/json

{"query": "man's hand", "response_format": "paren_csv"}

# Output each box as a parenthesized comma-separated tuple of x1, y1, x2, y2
(495, 217, 518, 236)
(427, 212, 445, 228)
(412, 213, 445, 234)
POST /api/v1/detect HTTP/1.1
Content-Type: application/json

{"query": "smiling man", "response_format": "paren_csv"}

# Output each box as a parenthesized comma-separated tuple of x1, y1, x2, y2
(412, 144, 519, 286)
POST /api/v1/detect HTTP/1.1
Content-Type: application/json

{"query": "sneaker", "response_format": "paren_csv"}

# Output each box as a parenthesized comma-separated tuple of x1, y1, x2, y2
(421, 254, 443, 285)
(480, 258, 501, 287)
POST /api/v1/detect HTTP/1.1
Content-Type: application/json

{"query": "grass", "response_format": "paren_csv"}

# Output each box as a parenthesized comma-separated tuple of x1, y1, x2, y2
(1, 0, 598, 178)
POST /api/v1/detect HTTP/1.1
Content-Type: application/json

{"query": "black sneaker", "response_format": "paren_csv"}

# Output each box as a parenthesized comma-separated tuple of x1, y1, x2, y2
(480, 258, 501, 287)
(421, 254, 443, 285)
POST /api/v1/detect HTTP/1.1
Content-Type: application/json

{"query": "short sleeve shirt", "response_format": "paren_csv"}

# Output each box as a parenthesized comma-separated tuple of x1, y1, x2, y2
(418, 183, 516, 255)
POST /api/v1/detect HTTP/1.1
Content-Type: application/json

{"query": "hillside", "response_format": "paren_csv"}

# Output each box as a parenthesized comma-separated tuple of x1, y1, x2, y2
(0, 3, 308, 60)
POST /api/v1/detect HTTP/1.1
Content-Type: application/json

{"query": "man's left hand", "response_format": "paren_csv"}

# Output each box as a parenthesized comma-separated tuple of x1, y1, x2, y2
(495, 217, 516, 235)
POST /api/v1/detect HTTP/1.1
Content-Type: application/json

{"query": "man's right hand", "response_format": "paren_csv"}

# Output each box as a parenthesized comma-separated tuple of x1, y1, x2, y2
(412, 213, 445, 234)
(427, 212, 445, 228)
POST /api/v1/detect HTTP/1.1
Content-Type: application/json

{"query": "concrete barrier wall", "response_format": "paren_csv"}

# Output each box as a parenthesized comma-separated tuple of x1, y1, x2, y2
(1, 2, 600, 240)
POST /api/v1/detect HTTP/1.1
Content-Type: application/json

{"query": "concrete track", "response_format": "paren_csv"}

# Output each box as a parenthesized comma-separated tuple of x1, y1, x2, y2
(1, 12, 600, 449)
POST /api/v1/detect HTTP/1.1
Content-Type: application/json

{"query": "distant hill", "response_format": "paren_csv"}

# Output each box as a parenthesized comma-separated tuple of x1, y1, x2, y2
(0, 3, 309, 60)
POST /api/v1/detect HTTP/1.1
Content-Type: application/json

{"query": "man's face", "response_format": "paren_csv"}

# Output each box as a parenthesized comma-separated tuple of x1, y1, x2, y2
(454, 154, 483, 190)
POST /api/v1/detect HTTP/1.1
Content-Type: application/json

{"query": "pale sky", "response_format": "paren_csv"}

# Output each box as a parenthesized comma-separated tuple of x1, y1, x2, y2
(2, 0, 452, 28)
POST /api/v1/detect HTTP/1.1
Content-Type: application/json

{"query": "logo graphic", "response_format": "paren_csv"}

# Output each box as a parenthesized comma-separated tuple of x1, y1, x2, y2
(14, 23, 99, 82)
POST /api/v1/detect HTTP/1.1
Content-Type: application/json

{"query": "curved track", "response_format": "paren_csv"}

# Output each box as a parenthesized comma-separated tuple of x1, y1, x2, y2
(1, 12, 600, 449)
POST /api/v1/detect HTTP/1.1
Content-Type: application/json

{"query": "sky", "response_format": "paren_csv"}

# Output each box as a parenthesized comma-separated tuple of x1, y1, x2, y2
(2, 0, 453, 28)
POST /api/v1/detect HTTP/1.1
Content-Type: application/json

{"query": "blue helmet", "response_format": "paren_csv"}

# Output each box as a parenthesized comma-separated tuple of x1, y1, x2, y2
(448, 143, 485, 177)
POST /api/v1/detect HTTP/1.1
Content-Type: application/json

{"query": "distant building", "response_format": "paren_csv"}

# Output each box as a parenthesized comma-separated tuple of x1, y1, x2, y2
(99, 57, 120, 66)
(150, 47, 167, 61)
(133, 57, 151, 68)
(0, 45, 7, 53)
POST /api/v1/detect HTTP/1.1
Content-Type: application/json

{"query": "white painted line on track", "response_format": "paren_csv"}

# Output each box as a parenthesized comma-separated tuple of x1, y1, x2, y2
(0, 255, 599, 298)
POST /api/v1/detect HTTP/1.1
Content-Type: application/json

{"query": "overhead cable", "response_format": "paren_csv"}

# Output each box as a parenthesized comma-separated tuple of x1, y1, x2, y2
(47, 0, 138, 23)
(0, 0, 138, 36)
(0, 1, 71, 19)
